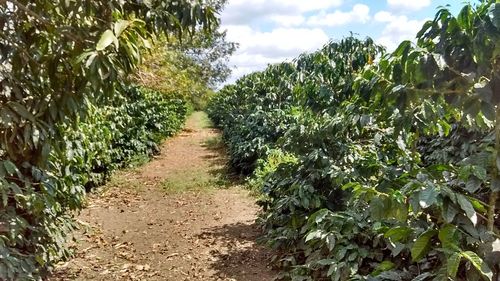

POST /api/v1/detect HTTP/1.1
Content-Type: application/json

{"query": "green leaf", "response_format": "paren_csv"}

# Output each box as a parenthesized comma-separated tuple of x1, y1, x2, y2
(377, 271, 404, 280)
(85, 53, 98, 68)
(472, 166, 487, 181)
(3, 161, 18, 175)
(370, 197, 388, 220)
(114, 20, 130, 37)
(469, 197, 487, 213)
(411, 272, 433, 281)
(142, 38, 152, 49)
(447, 252, 461, 278)
(8, 102, 35, 122)
(305, 230, 322, 242)
(384, 226, 412, 242)
(480, 102, 496, 121)
(372, 260, 396, 275)
(438, 225, 459, 250)
(96, 30, 118, 51)
(461, 251, 493, 280)
(41, 143, 51, 161)
(393, 40, 411, 57)
(465, 176, 482, 193)
(309, 209, 329, 224)
(489, 3, 500, 29)
(327, 264, 338, 277)
(315, 259, 336, 266)
(456, 194, 478, 225)
(35, 254, 46, 266)
(1, 186, 7, 207)
(418, 186, 438, 208)
(411, 230, 437, 262)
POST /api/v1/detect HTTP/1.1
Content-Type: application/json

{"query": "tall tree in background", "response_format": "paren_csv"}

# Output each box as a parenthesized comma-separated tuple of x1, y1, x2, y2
(136, 0, 238, 108)
(178, 29, 238, 88)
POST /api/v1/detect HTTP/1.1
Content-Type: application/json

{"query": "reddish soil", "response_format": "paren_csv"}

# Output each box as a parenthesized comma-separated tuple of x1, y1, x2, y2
(49, 112, 275, 281)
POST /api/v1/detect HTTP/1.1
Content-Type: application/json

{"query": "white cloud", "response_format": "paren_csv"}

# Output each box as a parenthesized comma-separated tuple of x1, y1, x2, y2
(223, 25, 329, 81)
(374, 11, 397, 22)
(387, 0, 432, 11)
(374, 11, 428, 50)
(306, 4, 371, 27)
(221, 0, 343, 25)
(224, 26, 329, 55)
(226, 0, 343, 13)
(269, 15, 306, 27)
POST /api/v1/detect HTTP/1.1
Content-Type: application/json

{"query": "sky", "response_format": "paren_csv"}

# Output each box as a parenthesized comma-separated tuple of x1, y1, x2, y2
(220, 0, 468, 84)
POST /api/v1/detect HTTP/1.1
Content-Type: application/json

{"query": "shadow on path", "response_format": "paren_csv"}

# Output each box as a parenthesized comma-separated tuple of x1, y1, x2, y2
(201, 134, 246, 188)
(197, 222, 275, 281)
(198, 132, 275, 280)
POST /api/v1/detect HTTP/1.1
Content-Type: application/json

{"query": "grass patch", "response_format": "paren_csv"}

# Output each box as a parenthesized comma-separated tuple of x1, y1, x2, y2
(107, 172, 144, 191)
(190, 111, 213, 129)
(161, 169, 224, 193)
(198, 112, 214, 128)
(125, 153, 153, 168)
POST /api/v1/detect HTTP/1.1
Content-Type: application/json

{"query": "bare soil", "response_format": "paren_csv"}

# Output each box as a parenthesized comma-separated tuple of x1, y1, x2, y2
(49, 112, 275, 281)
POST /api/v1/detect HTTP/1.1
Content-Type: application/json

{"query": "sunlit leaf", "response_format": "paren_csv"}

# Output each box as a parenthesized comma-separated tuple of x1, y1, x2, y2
(96, 30, 118, 51)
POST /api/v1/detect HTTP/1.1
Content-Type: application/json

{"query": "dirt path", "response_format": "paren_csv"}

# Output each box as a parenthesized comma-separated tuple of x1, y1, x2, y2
(50, 112, 275, 281)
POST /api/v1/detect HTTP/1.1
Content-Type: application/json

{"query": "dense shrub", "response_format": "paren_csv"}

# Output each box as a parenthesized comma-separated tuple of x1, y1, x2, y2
(56, 86, 187, 190)
(0, 86, 187, 280)
(208, 2, 500, 280)
(106, 86, 187, 167)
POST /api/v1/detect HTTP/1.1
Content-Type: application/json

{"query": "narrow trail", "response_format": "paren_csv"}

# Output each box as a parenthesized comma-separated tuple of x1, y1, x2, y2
(50, 112, 275, 281)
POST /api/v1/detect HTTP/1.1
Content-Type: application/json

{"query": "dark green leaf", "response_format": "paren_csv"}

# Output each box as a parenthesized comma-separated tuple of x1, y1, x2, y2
(385, 226, 412, 242)
(456, 194, 478, 225)
(489, 3, 500, 29)
(418, 186, 438, 209)
(411, 230, 437, 262)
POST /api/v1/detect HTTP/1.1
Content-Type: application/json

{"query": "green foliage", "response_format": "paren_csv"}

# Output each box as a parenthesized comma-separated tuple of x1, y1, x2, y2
(56, 86, 187, 188)
(106, 86, 187, 166)
(136, 46, 212, 110)
(136, 0, 237, 110)
(171, 29, 238, 89)
(208, 1, 500, 280)
(249, 149, 298, 193)
(0, 85, 187, 279)
(0, 0, 214, 279)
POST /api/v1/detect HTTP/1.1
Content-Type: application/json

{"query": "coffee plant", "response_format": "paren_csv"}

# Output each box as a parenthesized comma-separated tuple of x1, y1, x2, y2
(55, 86, 187, 190)
(208, 1, 500, 280)
(0, 0, 217, 279)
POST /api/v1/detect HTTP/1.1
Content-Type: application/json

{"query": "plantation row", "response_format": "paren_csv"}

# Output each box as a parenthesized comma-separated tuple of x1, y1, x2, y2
(0, 0, 232, 279)
(208, 2, 500, 280)
(2, 85, 188, 279)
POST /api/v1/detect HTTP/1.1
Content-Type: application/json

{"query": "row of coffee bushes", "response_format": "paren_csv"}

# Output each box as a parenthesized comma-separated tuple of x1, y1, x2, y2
(0, 85, 187, 279)
(208, 2, 499, 280)
(55, 85, 188, 190)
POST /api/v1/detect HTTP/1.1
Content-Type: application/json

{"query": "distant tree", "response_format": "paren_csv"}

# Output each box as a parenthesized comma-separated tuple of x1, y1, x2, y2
(177, 29, 238, 88)
(135, 0, 238, 108)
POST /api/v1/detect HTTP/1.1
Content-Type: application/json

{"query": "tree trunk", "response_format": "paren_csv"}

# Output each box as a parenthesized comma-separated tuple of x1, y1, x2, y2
(488, 108, 500, 233)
